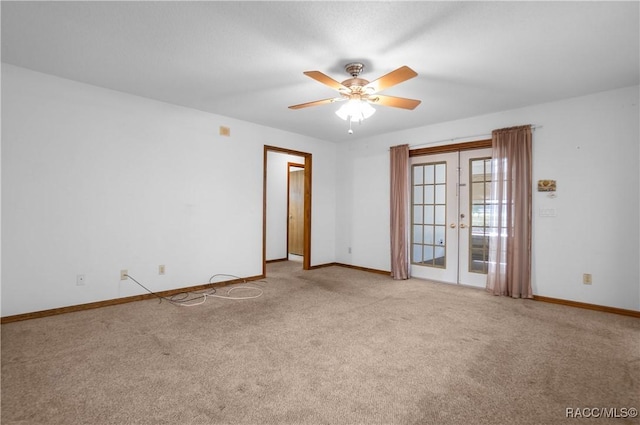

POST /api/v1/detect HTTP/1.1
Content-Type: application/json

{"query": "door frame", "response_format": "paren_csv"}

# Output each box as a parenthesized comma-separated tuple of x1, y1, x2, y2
(409, 139, 492, 157)
(286, 162, 305, 256)
(263, 145, 312, 275)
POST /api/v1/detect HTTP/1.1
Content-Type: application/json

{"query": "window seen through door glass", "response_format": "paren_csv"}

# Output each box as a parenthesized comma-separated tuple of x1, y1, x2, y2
(469, 158, 492, 274)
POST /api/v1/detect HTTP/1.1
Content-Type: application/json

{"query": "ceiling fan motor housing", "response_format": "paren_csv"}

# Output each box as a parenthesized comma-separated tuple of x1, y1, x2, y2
(341, 78, 369, 92)
(341, 63, 370, 94)
(345, 62, 364, 77)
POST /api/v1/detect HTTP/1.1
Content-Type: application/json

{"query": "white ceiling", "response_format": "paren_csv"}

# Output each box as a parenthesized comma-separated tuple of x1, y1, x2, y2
(2, 1, 638, 143)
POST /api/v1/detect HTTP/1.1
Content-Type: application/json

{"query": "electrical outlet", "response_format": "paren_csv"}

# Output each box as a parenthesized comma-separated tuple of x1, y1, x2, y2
(76, 274, 86, 286)
(120, 270, 128, 280)
(583, 273, 592, 285)
(159, 265, 165, 275)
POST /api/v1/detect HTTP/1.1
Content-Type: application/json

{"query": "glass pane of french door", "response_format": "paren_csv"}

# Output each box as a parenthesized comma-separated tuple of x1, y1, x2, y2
(412, 162, 447, 267)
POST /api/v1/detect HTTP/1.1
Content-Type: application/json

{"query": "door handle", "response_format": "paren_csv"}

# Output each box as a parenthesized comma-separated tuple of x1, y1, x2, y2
(460, 223, 467, 229)
(450, 223, 456, 229)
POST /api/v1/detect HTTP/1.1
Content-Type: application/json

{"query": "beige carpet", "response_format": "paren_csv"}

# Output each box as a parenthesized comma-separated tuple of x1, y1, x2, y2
(2, 261, 639, 425)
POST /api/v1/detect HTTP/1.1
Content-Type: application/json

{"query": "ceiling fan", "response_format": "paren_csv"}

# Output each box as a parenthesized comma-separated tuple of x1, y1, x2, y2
(289, 63, 421, 128)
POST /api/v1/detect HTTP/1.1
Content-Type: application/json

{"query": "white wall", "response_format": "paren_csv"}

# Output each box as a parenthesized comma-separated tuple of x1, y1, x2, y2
(1, 64, 336, 316)
(2, 63, 636, 315)
(266, 151, 304, 260)
(335, 85, 640, 311)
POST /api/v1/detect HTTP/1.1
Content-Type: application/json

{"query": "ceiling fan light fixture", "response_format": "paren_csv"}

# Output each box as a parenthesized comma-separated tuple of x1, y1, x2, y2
(335, 99, 376, 122)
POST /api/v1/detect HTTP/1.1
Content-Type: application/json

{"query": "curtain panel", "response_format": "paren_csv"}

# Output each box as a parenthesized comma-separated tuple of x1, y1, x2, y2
(390, 144, 410, 280)
(486, 125, 533, 298)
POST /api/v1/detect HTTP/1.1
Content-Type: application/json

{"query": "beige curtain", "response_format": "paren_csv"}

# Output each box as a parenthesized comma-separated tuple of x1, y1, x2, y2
(390, 144, 409, 280)
(486, 125, 533, 298)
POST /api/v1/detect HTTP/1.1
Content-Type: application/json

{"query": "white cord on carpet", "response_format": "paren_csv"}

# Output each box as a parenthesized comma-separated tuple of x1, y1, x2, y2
(124, 273, 264, 307)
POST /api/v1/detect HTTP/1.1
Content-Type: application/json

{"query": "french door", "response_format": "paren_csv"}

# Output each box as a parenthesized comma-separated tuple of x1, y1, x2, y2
(409, 148, 492, 287)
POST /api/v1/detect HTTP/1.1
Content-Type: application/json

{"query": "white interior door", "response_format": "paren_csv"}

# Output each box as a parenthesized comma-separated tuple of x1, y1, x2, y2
(458, 148, 492, 287)
(410, 148, 492, 287)
(410, 152, 459, 283)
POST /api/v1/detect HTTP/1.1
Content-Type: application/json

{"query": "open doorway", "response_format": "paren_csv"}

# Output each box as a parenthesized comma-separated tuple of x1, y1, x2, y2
(263, 146, 312, 276)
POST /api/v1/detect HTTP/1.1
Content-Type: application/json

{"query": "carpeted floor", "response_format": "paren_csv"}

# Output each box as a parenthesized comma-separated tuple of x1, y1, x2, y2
(2, 261, 639, 425)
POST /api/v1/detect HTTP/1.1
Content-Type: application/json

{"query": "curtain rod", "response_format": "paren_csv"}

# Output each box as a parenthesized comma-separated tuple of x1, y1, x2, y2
(405, 125, 543, 150)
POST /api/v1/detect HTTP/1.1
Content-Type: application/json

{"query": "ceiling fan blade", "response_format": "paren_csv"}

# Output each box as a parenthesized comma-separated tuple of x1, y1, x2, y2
(368, 95, 421, 110)
(364, 66, 418, 93)
(303, 71, 349, 91)
(288, 97, 341, 110)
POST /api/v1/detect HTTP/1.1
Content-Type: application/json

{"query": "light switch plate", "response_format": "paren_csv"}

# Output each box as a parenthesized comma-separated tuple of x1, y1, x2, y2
(539, 208, 557, 217)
